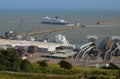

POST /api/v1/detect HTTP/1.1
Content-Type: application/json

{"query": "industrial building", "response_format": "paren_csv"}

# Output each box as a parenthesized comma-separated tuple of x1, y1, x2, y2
(0, 39, 75, 53)
(43, 49, 77, 59)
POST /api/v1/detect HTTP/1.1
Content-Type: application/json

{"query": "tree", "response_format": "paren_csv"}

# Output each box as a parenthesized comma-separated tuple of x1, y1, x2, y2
(0, 48, 21, 71)
(58, 60, 72, 69)
(6, 48, 21, 71)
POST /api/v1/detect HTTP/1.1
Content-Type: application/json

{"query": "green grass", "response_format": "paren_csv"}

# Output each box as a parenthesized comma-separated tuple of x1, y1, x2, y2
(0, 71, 117, 79)
(30, 63, 118, 75)
(0, 63, 119, 79)
(0, 72, 79, 79)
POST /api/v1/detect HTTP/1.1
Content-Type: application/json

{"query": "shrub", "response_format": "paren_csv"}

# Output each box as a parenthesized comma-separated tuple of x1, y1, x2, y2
(88, 75, 116, 79)
(116, 69, 120, 79)
(20, 59, 32, 72)
(0, 65, 6, 71)
(37, 60, 48, 67)
(58, 60, 72, 69)
(108, 63, 119, 69)
(101, 63, 119, 70)
(13, 62, 21, 72)
(39, 67, 49, 73)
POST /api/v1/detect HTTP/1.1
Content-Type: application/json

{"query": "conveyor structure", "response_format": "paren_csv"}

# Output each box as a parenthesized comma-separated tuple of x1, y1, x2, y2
(104, 42, 120, 61)
(104, 36, 120, 61)
(74, 42, 96, 62)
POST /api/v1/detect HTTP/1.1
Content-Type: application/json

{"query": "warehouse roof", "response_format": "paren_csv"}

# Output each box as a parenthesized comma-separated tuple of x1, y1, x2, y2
(0, 39, 75, 51)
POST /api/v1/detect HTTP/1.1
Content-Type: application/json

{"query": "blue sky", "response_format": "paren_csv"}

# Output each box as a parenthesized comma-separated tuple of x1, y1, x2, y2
(0, 0, 120, 10)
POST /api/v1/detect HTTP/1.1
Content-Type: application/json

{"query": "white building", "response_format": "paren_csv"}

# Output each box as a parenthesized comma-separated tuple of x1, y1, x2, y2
(0, 39, 74, 52)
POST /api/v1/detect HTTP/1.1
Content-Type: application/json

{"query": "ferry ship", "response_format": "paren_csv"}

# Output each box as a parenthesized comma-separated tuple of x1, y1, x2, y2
(41, 16, 68, 25)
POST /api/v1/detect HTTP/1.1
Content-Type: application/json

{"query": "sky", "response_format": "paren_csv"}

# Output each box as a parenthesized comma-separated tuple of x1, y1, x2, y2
(0, 0, 120, 10)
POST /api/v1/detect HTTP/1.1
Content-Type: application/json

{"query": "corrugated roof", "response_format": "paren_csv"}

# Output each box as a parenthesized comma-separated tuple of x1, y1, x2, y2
(0, 39, 74, 49)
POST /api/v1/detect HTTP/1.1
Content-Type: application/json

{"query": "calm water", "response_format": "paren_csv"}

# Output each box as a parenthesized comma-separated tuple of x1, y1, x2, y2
(0, 10, 120, 45)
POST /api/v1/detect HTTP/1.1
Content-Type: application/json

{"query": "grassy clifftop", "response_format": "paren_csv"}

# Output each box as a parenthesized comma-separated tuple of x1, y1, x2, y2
(0, 63, 119, 79)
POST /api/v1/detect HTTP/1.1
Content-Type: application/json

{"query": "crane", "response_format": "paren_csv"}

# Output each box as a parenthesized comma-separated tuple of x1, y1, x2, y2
(15, 19, 23, 36)
(42, 33, 51, 42)
(4, 19, 23, 39)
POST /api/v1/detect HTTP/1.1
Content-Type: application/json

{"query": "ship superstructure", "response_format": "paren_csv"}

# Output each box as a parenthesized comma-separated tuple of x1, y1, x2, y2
(41, 16, 68, 25)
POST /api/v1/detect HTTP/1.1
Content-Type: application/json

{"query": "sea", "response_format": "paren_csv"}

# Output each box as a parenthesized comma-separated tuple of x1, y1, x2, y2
(0, 9, 120, 46)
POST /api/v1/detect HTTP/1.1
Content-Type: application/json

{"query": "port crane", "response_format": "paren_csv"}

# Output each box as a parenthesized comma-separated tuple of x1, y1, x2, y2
(16, 19, 23, 36)
(4, 19, 23, 39)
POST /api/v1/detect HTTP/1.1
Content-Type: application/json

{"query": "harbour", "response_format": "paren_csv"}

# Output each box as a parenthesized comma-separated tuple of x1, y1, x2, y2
(0, 10, 120, 68)
(0, 0, 120, 78)
(0, 33, 120, 67)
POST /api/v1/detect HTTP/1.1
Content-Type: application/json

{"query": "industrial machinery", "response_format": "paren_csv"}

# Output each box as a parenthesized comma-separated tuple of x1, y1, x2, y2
(74, 35, 98, 63)
(104, 36, 120, 61)
(4, 19, 23, 39)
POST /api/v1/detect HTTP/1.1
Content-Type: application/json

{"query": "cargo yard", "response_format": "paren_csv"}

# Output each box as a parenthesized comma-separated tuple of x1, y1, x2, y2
(0, 1, 120, 79)
(0, 34, 120, 67)
(0, 17, 120, 68)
